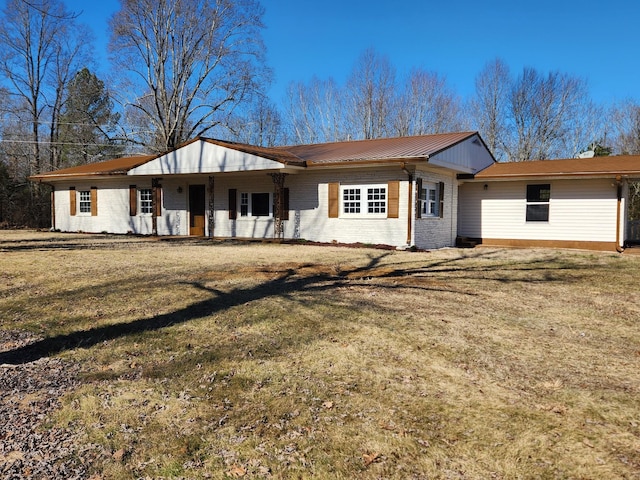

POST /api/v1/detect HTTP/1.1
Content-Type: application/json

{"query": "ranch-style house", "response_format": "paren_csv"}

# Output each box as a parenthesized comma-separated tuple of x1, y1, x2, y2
(30, 132, 640, 252)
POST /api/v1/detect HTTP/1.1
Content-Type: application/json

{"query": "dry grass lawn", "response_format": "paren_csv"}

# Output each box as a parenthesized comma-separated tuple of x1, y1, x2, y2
(1, 230, 639, 479)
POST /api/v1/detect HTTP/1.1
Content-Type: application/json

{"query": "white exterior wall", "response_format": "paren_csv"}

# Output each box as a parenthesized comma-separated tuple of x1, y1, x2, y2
(53, 180, 134, 234)
(212, 168, 411, 247)
(413, 169, 459, 249)
(458, 178, 619, 242)
(52, 178, 192, 236)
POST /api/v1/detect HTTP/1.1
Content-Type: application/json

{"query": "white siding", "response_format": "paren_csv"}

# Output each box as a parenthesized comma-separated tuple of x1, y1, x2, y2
(428, 134, 495, 174)
(458, 179, 619, 242)
(129, 140, 290, 175)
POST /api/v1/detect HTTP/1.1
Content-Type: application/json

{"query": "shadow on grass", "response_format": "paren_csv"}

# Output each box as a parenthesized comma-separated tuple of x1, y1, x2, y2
(0, 248, 589, 365)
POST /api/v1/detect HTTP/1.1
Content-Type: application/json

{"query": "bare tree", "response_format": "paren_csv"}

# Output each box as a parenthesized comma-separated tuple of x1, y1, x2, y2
(227, 96, 283, 147)
(0, 0, 92, 226)
(504, 68, 588, 161)
(394, 68, 463, 137)
(0, 0, 85, 175)
(109, 0, 268, 152)
(469, 59, 511, 160)
(285, 77, 346, 144)
(609, 99, 640, 155)
(345, 49, 396, 140)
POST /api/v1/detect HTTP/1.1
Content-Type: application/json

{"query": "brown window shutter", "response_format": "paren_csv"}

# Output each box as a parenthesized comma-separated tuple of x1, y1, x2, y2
(328, 182, 339, 218)
(387, 180, 399, 219)
(282, 187, 290, 220)
(439, 181, 445, 218)
(129, 185, 137, 216)
(416, 178, 423, 219)
(229, 188, 237, 220)
(154, 183, 162, 217)
(69, 187, 76, 216)
(90, 187, 98, 216)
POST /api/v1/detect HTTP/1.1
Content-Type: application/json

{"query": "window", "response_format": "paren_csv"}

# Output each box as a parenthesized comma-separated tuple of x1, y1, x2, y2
(526, 184, 550, 222)
(140, 189, 153, 214)
(341, 185, 387, 216)
(367, 187, 386, 214)
(240, 193, 249, 216)
(238, 192, 271, 217)
(252, 193, 270, 217)
(421, 184, 439, 217)
(343, 188, 361, 214)
(79, 190, 91, 213)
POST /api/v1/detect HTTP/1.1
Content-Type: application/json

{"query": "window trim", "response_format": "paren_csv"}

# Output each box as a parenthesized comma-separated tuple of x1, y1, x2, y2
(526, 184, 551, 222)
(339, 184, 388, 218)
(421, 183, 440, 217)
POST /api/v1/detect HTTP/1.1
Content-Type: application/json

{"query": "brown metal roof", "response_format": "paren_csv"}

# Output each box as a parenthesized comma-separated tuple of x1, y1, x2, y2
(30, 155, 158, 180)
(30, 132, 480, 181)
(201, 138, 305, 166)
(279, 132, 477, 165)
(474, 155, 640, 179)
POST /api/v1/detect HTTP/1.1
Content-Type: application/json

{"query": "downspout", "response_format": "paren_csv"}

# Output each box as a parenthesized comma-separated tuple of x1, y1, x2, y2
(401, 163, 413, 246)
(616, 176, 625, 253)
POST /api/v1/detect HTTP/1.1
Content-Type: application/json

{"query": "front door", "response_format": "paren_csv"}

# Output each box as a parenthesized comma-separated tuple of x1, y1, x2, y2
(189, 185, 206, 236)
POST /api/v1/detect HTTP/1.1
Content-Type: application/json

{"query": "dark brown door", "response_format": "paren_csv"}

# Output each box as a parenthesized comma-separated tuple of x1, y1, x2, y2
(189, 185, 206, 236)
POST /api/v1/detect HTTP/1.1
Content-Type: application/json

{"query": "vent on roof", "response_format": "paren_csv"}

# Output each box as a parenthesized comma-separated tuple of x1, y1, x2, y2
(577, 150, 595, 158)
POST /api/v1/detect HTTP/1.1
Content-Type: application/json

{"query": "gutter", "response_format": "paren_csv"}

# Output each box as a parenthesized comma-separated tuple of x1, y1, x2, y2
(401, 163, 414, 246)
(616, 176, 625, 253)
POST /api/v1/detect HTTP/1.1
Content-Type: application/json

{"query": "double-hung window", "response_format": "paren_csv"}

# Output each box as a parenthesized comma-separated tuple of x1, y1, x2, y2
(139, 189, 153, 214)
(341, 185, 387, 217)
(421, 184, 439, 217)
(526, 184, 551, 222)
(79, 190, 91, 213)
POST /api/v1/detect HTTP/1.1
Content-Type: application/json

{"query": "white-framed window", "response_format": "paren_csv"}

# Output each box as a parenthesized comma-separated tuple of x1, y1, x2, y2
(526, 184, 550, 222)
(240, 192, 249, 216)
(341, 184, 387, 217)
(421, 183, 439, 217)
(79, 190, 91, 213)
(239, 191, 272, 217)
(139, 189, 153, 214)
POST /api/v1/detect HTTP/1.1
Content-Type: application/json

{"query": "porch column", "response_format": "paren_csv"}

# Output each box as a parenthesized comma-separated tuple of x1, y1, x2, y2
(270, 173, 288, 239)
(208, 175, 215, 238)
(151, 178, 161, 236)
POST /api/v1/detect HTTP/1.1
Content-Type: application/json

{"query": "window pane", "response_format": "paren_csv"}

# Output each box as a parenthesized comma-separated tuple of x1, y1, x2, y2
(343, 188, 361, 213)
(527, 184, 550, 202)
(526, 204, 549, 222)
(251, 192, 270, 216)
(240, 193, 249, 216)
(367, 187, 386, 213)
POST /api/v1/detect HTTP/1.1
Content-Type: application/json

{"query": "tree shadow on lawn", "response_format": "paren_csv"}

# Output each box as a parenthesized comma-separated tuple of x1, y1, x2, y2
(0, 249, 588, 365)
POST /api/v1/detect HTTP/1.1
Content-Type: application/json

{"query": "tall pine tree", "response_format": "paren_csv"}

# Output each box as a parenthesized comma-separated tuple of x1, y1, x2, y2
(58, 68, 122, 167)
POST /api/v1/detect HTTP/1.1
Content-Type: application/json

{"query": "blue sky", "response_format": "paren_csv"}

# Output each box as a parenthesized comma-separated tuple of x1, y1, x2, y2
(56, 0, 640, 106)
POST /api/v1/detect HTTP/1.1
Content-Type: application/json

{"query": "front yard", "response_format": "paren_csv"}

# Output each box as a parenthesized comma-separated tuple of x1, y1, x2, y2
(1, 231, 639, 479)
